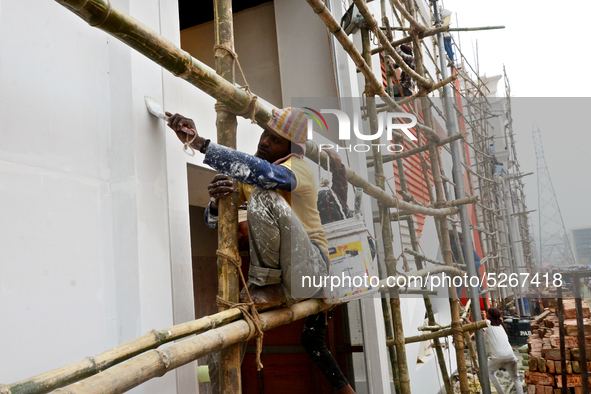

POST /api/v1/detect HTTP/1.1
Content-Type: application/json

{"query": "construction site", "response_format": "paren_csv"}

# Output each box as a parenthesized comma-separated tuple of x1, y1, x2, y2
(1, 0, 589, 393)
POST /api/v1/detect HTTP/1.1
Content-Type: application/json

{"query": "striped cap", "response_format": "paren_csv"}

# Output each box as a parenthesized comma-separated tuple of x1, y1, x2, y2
(267, 107, 308, 144)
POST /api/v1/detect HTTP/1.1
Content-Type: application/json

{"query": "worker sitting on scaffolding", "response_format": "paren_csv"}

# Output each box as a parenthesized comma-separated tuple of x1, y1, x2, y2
(167, 107, 355, 393)
(386, 44, 416, 98)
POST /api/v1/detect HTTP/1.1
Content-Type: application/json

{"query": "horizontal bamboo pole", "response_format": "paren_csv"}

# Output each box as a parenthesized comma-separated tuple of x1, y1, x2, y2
(388, 74, 457, 108)
(306, 0, 440, 140)
(378, 25, 505, 33)
(305, 141, 458, 216)
(392, 320, 489, 345)
(418, 323, 451, 331)
(2, 308, 248, 394)
(53, 0, 273, 126)
(370, 25, 450, 55)
(49, 300, 331, 394)
(368, 132, 469, 166)
(403, 248, 464, 268)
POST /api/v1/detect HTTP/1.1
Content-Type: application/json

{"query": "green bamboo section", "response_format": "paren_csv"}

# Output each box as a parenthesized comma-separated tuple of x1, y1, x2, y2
(213, 0, 242, 392)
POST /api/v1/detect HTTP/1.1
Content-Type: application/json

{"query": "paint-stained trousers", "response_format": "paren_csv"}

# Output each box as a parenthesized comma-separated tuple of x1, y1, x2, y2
(247, 188, 348, 391)
(488, 357, 524, 394)
(246, 188, 328, 305)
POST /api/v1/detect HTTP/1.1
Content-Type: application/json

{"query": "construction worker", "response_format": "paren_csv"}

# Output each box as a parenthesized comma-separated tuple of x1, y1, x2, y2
(386, 44, 416, 98)
(166, 108, 355, 393)
(484, 307, 524, 394)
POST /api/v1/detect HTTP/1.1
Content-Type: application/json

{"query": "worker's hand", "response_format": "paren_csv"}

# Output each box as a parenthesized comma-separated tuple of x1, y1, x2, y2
(208, 174, 234, 210)
(165, 112, 199, 144)
(324, 149, 343, 171)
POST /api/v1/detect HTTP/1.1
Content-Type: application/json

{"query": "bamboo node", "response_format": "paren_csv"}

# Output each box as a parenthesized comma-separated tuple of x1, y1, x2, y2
(154, 349, 172, 371)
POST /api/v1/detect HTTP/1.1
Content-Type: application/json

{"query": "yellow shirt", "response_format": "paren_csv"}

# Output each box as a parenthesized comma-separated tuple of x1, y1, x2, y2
(239, 157, 329, 257)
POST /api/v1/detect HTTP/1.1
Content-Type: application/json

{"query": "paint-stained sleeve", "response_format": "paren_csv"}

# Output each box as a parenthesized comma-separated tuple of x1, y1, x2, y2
(204, 203, 218, 229)
(203, 143, 296, 191)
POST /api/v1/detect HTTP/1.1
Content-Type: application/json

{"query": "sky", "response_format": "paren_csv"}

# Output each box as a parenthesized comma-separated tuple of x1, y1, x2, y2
(441, 0, 591, 241)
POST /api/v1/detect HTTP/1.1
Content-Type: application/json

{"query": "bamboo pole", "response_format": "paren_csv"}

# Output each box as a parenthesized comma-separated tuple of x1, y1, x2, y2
(1, 308, 245, 394)
(2, 261, 460, 394)
(305, 0, 440, 140)
(378, 74, 457, 108)
(370, 25, 450, 55)
(394, 136, 453, 394)
(45, 300, 331, 394)
(361, 25, 402, 394)
(305, 142, 458, 216)
(394, 3, 453, 390)
(54, 0, 455, 223)
(395, 320, 489, 345)
(378, 25, 506, 33)
(213, 0, 242, 392)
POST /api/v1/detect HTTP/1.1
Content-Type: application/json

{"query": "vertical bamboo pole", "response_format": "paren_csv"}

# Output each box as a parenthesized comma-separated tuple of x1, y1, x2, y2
(402, 6, 453, 392)
(213, 1, 242, 392)
(361, 23, 411, 394)
(394, 141, 453, 394)
(431, 3, 491, 392)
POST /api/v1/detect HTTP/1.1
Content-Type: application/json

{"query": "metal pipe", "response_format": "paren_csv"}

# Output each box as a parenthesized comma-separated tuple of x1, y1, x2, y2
(432, 3, 491, 393)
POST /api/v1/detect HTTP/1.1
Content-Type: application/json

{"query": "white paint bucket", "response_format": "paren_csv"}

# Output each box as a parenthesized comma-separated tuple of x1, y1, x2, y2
(322, 216, 380, 304)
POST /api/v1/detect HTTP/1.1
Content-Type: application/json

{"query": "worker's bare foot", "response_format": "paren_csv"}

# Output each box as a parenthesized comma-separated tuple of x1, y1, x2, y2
(241, 284, 285, 305)
(335, 384, 356, 394)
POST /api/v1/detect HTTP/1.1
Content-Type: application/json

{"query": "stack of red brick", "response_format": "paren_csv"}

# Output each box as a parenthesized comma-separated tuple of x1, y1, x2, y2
(525, 299, 591, 394)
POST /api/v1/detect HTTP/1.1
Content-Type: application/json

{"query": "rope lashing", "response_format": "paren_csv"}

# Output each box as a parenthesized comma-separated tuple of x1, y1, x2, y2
(215, 249, 265, 371)
(213, 44, 259, 124)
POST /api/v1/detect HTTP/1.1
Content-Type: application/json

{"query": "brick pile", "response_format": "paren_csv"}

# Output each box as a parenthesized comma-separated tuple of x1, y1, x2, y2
(525, 298, 591, 394)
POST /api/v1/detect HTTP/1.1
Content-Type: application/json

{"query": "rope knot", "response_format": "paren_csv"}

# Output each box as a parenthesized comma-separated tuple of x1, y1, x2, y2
(215, 249, 265, 370)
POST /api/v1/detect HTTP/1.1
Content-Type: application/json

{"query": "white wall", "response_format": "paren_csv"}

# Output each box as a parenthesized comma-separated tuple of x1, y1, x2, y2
(0, 0, 198, 392)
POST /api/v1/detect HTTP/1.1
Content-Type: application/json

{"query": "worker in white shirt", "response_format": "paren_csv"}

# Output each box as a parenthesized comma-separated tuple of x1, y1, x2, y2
(484, 307, 524, 394)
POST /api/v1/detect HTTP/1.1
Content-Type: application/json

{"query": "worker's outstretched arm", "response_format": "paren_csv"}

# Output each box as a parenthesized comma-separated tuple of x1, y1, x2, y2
(204, 143, 296, 191)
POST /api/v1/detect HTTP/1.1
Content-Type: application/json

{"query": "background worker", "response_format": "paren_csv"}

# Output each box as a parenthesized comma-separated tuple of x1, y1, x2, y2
(484, 307, 524, 394)
(386, 44, 416, 98)
(167, 108, 355, 393)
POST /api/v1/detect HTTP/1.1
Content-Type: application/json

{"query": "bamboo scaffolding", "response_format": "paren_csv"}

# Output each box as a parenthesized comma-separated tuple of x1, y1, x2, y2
(370, 24, 449, 55)
(305, 0, 441, 140)
(361, 23, 412, 394)
(393, 126, 453, 393)
(213, 0, 242, 392)
(42, 300, 332, 394)
(368, 132, 468, 166)
(360, 25, 404, 393)
(36, 2, 533, 394)
(354, 0, 434, 89)
(305, 141, 460, 216)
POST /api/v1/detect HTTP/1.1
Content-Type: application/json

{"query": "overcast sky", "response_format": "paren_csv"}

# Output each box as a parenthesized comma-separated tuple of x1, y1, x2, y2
(441, 0, 591, 241)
